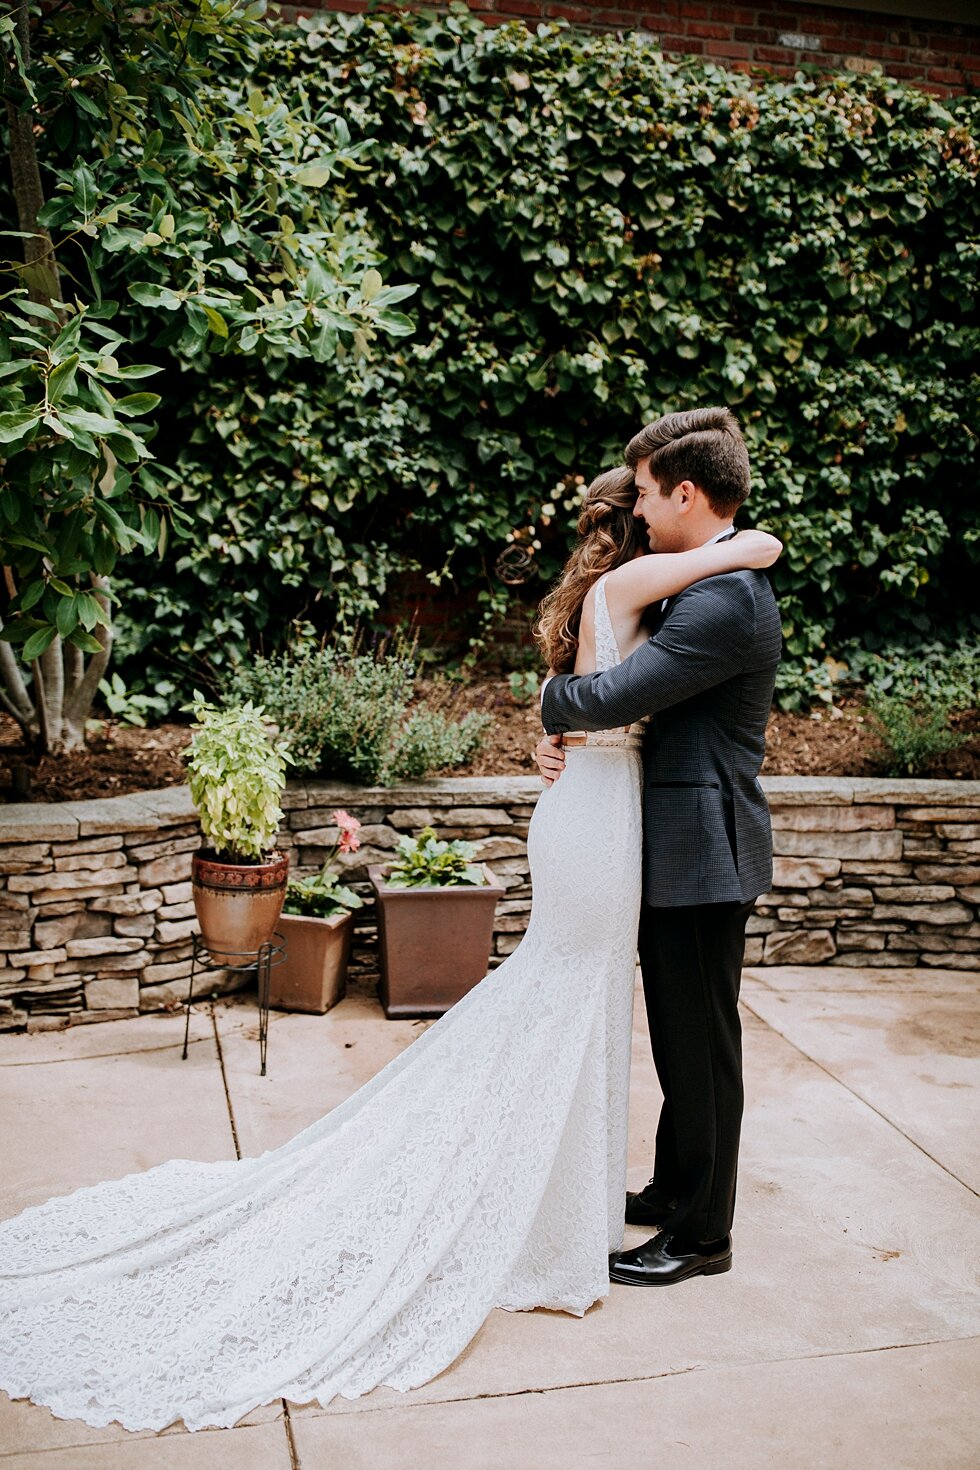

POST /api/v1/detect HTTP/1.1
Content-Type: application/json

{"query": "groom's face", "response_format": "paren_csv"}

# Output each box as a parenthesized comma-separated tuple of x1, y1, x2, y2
(632, 460, 686, 553)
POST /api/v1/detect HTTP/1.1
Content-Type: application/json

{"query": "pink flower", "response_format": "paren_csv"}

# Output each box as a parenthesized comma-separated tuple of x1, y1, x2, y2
(332, 809, 361, 854)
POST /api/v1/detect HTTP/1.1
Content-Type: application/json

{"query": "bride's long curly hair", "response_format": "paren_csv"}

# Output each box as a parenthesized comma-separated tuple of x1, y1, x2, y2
(534, 466, 647, 674)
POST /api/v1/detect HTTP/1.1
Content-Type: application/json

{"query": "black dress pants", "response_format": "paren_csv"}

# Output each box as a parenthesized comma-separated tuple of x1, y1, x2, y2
(637, 899, 755, 1241)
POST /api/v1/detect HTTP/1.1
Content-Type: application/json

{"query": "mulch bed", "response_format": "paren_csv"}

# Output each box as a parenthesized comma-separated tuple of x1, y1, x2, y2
(1, 683, 978, 803)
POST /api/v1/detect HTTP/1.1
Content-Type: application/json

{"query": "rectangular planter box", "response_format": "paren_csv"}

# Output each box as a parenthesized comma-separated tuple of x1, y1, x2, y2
(267, 911, 353, 1014)
(368, 864, 503, 1019)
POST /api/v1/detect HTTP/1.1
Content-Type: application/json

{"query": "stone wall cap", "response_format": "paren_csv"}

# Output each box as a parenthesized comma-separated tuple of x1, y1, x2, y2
(129, 787, 199, 824)
(0, 802, 80, 843)
(760, 775, 978, 805)
(761, 777, 854, 805)
(848, 777, 980, 806)
(2, 775, 975, 846)
(294, 776, 543, 804)
(68, 796, 162, 838)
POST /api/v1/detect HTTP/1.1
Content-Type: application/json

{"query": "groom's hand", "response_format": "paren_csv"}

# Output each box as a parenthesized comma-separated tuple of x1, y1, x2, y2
(534, 733, 565, 785)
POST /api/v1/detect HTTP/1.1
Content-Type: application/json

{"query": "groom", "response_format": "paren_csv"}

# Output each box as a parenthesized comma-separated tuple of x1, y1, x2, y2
(535, 407, 781, 1286)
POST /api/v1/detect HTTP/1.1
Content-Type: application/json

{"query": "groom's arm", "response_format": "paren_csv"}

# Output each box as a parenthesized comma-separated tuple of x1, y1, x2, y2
(541, 575, 757, 734)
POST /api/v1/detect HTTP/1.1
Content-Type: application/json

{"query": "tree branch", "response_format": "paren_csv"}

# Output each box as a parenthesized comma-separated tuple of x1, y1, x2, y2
(0, 644, 35, 729)
(0, 622, 36, 727)
(30, 654, 51, 749)
(63, 576, 112, 727)
(64, 636, 84, 699)
(40, 633, 63, 742)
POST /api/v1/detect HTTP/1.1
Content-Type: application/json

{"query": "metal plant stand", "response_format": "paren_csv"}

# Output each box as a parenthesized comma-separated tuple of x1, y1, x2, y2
(182, 932, 287, 1077)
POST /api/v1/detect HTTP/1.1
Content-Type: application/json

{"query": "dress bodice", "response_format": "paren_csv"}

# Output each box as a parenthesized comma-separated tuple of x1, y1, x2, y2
(563, 578, 645, 751)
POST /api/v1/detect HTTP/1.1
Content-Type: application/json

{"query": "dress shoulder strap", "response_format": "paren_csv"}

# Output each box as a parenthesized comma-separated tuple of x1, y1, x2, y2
(593, 576, 621, 673)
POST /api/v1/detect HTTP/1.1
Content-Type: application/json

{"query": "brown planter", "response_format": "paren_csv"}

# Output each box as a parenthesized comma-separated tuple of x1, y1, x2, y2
(268, 911, 353, 1014)
(368, 864, 503, 1019)
(191, 849, 289, 967)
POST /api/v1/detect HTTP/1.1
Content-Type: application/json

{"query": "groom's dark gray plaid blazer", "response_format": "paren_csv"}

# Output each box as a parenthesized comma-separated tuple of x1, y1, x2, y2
(541, 567, 782, 908)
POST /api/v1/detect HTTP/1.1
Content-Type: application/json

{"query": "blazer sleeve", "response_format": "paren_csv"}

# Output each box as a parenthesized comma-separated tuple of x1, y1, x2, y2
(541, 573, 758, 734)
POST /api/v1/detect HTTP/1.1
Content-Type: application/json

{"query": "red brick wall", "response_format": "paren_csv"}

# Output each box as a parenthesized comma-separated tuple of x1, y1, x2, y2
(276, 2, 980, 95)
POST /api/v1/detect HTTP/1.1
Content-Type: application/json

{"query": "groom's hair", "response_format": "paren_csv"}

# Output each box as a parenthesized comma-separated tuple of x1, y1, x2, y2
(625, 407, 751, 518)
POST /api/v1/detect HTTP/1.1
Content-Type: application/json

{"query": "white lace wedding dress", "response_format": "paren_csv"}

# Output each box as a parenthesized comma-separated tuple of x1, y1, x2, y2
(0, 580, 643, 1432)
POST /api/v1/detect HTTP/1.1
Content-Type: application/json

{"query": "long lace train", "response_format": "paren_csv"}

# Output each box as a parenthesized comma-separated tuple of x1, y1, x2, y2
(0, 580, 642, 1432)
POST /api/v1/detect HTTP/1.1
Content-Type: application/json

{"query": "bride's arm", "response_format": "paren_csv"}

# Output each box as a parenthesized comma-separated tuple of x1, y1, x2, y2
(605, 530, 782, 616)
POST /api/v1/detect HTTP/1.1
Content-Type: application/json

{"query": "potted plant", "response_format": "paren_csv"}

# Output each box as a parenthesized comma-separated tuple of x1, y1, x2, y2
(185, 696, 293, 966)
(268, 810, 365, 1014)
(369, 827, 503, 1019)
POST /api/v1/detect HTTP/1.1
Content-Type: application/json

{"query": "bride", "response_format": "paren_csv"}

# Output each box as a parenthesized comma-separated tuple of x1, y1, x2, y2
(0, 468, 780, 1433)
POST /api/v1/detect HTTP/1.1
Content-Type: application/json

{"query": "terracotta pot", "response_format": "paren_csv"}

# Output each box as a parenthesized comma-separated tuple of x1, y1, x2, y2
(368, 864, 503, 1019)
(268, 911, 353, 1014)
(191, 850, 289, 966)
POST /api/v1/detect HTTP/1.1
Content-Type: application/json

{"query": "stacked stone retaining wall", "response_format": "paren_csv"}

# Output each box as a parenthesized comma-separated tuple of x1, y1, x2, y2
(0, 776, 976, 1030)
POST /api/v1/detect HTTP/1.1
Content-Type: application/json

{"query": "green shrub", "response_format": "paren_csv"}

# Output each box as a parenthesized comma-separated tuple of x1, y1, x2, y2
(223, 640, 489, 784)
(223, 640, 415, 784)
(849, 639, 980, 709)
(866, 695, 969, 776)
(391, 706, 490, 780)
(508, 670, 542, 704)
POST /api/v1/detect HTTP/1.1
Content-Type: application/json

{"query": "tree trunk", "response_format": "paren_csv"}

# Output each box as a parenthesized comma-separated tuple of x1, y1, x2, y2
(3, 0, 60, 303)
(1, 4, 108, 755)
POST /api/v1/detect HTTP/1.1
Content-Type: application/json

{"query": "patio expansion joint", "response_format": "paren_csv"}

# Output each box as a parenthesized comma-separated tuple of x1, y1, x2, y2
(303, 1333, 980, 1422)
(210, 1004, 241, 1161)
(0, 1036, 213, 1069)
(283, 1401, 301, 1470)
(741, 997, 980, 1201)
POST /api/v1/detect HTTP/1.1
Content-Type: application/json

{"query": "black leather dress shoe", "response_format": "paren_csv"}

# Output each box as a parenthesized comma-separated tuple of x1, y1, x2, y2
(609, 1232, 732, 1287)
(624, 1187, 675, 1228)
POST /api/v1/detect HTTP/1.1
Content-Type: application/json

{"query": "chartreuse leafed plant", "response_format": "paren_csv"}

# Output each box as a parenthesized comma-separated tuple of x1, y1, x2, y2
(184, 695, 293, 864)
(95, 6, 979, 709)
(385, 828, 487, 890)
(0, 0, 415, 751)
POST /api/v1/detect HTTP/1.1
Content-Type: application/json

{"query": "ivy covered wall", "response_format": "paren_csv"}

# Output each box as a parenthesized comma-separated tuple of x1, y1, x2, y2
(99, 9, 980, 699)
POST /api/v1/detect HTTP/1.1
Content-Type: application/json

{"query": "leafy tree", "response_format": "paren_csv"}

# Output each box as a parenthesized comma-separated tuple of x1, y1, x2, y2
(0, 0, 414, 750)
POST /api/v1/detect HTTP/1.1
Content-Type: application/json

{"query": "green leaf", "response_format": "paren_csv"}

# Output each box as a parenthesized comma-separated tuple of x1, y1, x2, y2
(66, 627, 105, 654)
(16, 300, 60, 322)
(361, 268, 384, 302)
(20, 579, 45, 611)
(55, 595, 79, 638)
(58, 407, 120, 436)
(48, 353, 80, 404)
(294, 163, 333, 188)
(128, 282, 182, 310)
(22, 625, 56, 662)
(374, 310, 415, 337)
(112, 392, 162, 417)
(201, 306, 229, 338)
(0, 409, 40, 444)
(72, 163, 97, 216)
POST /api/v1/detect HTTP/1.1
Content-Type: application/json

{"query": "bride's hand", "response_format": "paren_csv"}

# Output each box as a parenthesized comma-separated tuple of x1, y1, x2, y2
(734, 529, 782, 568)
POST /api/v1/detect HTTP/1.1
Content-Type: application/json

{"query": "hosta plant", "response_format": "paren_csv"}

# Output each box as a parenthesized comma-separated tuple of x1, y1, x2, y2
(385, 827, 487, 889)
(184, 695, 292, 863)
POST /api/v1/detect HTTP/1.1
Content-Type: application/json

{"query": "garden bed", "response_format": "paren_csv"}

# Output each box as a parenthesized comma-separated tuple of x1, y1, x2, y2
(1, 683, 978, 804)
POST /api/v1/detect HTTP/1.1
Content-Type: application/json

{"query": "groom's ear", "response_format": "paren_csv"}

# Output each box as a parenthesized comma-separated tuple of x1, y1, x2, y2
(673, 479, 698, 511)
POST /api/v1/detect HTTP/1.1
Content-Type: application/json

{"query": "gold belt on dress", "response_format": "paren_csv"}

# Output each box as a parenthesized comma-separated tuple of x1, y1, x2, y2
(563, 727, 643, 749)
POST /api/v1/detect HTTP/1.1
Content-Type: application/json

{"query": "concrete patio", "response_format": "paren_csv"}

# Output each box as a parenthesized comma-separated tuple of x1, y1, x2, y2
(1, 963, 978, 1469)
